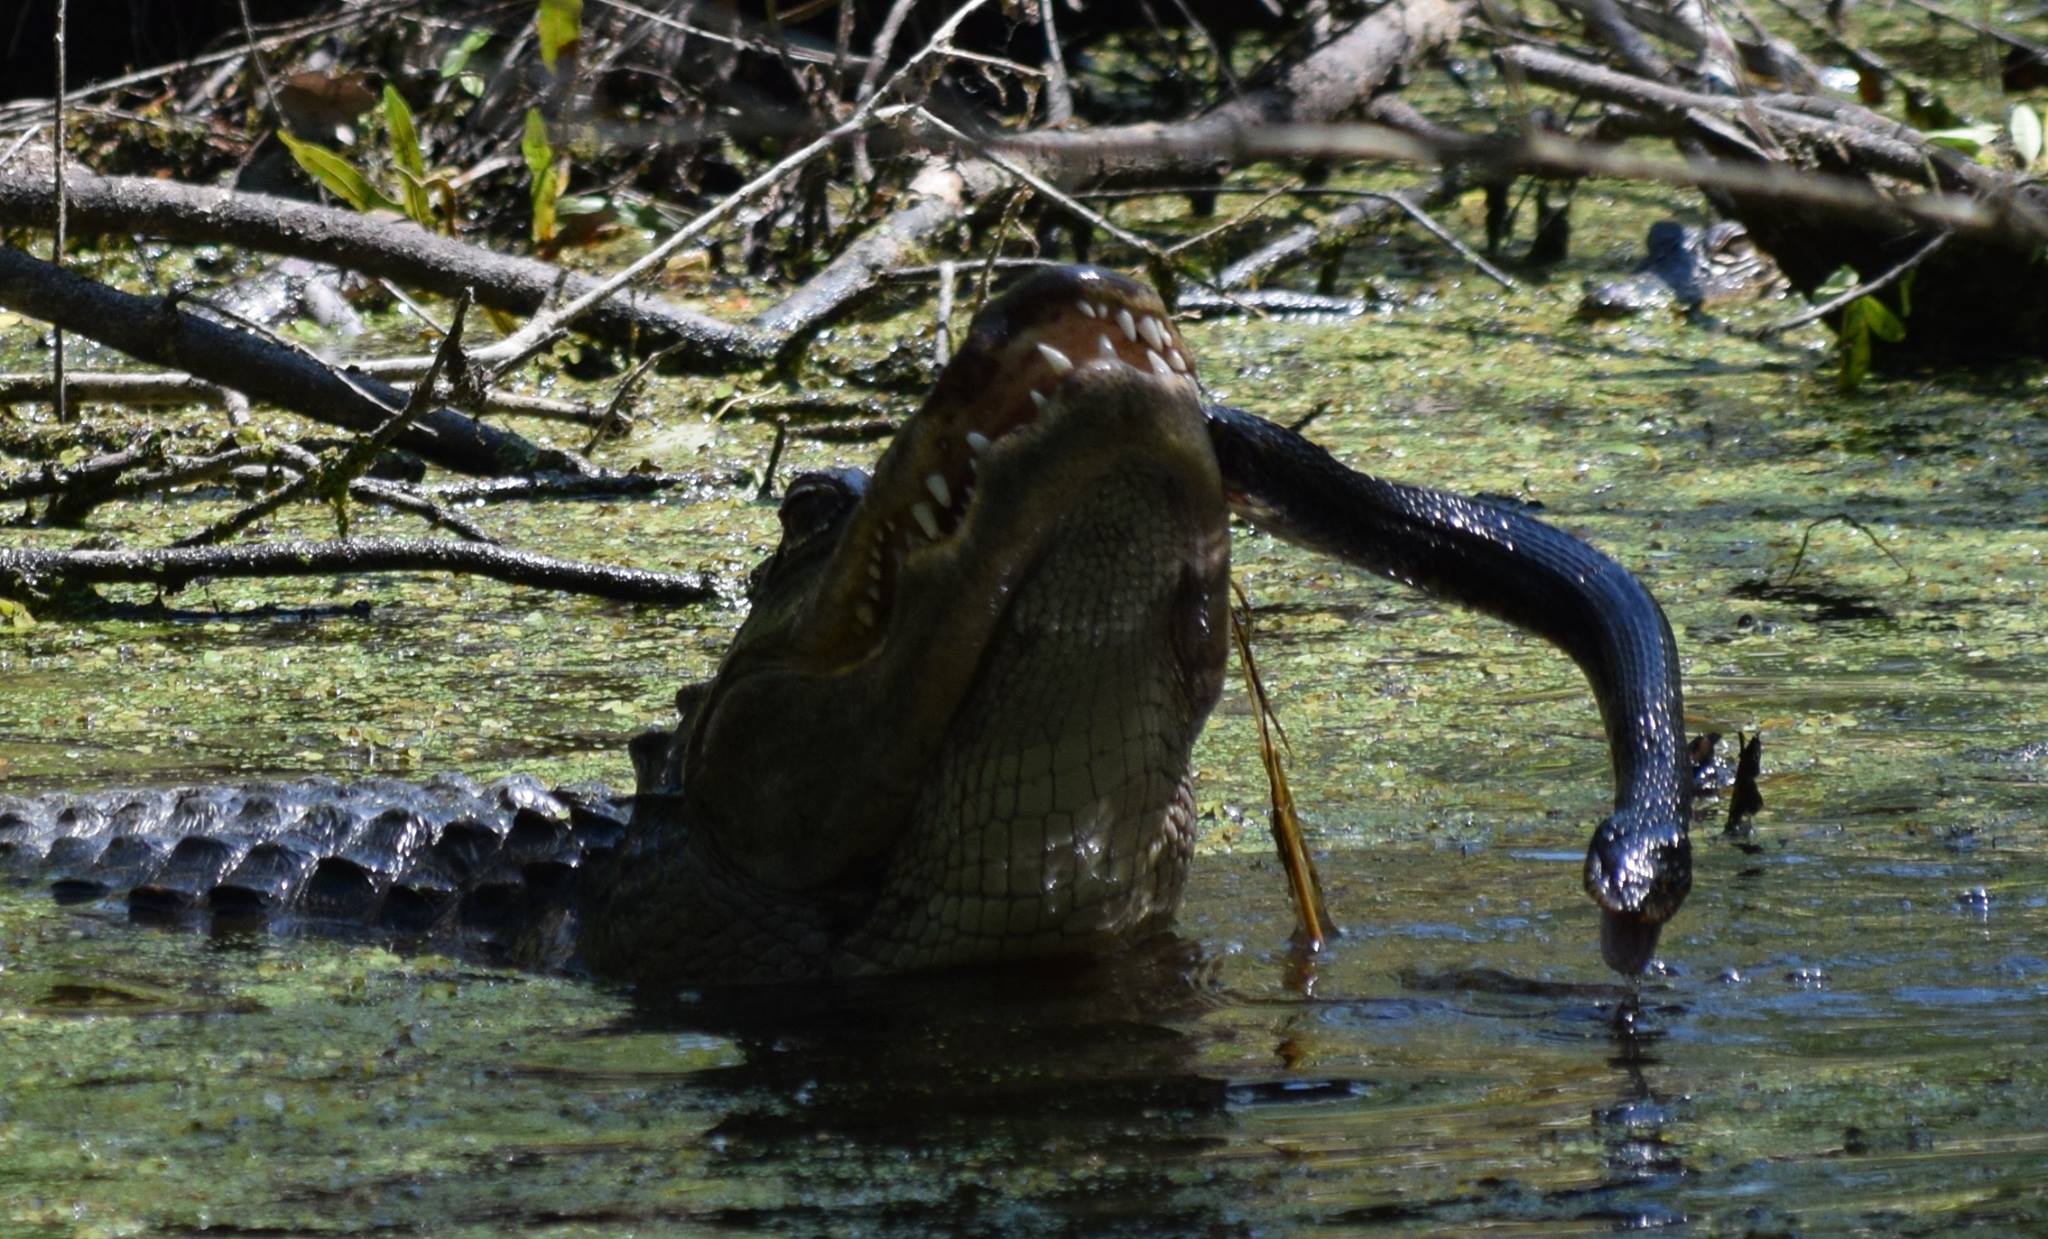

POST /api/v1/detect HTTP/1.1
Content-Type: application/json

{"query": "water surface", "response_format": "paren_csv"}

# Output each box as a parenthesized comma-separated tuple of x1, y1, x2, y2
(3, 190, 2046, 1232)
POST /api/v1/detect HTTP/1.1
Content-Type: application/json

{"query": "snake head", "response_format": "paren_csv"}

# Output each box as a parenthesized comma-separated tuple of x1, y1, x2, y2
(1583, 806, 1692, 975)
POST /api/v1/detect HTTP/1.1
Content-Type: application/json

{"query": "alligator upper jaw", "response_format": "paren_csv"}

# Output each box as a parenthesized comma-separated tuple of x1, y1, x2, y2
(681, 267, 1224, 891)
(731, 265, 1208, 680)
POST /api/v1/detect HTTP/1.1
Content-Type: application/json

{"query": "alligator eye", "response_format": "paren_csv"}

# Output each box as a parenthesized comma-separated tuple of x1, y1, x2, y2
(748, 468, 871, 602)
(777, 468, 868, 549)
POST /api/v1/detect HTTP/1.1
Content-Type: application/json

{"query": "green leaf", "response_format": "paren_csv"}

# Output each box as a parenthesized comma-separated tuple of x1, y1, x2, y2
(1836, 296, 1907, 393)
(1814, 265, 1859, 299)
(1836, 312, 1872, 394)
(438, 28, 492, 79)
(536, 0, 582, 73)
(2010, 103, 2043, 169)
(381, 85, 433, 227)
(520, 107, 554, 182)
(276, 129, 402, 214)
(1920, 125, 1997, 156)
(1858, 295, 1907, 343)
(0, 597, 34, 633)
(523, 108, 562, 244)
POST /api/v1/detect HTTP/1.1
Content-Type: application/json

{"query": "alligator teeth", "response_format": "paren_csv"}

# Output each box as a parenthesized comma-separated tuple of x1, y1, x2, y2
(855, 602, 876, 626)
(1138, 315, 1167, 349)
(1036, 343, 1073, 375)
(1148, 349, 1174, 378)
(910, 501, 942, 540)
(1115, 308, 1137, 342)
(1029, 390, 1050, 413)
(1099, 333, 1118, 359)
(925, 472, 951, 507)
(1076, 300, 1097, 318)
(1165, 348, 1188, 374)
(868, 557, 883, 580)
(966, 430, 991, 454)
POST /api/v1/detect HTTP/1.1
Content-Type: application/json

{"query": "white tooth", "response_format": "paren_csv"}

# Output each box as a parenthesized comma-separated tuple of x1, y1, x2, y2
(1076, 300, 1097, 318)
(911, 501, 941, 540)
(1139, 315, 1167, 349)
(926, 472, 951, 507)
(1029, 390, 1050, 413)
(1036, 343, 1072, 374)
(1148, 350, 1174, 378)
(1115, 308, 1137, 342)
(868, 559, 883, 580)
(855, 602, 876, 626)
(1166, 348, 1187, 373)
(966, 430, 991, 454)
(1099, 333, 1117, 358)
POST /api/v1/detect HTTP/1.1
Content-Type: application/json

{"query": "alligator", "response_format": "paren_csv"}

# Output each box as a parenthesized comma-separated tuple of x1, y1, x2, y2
(0, 266, 1691, 984)
(1578, 219, 1785, 321)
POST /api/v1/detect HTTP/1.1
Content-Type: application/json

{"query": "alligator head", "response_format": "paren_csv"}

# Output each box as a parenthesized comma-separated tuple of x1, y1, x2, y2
(585, 267, 1231, 982)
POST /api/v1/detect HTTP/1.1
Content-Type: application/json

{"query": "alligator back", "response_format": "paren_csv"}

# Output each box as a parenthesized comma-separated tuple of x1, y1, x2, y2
(0, 773, 632, 954)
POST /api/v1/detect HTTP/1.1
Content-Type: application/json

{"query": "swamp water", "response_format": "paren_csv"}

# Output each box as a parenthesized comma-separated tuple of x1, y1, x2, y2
(3, 240, 2047, 1232)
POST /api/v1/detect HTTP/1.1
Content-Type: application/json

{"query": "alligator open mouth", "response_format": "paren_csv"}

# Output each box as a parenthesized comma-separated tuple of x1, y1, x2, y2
(816, 266, 1205, 651)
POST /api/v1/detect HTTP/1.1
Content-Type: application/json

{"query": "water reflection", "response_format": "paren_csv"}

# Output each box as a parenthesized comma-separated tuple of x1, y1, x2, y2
(617, 940, 1240, 1233)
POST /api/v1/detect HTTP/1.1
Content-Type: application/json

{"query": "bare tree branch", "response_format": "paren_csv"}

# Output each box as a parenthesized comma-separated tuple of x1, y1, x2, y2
(0, 245, 573, 478)
(0, 539, 713, 606)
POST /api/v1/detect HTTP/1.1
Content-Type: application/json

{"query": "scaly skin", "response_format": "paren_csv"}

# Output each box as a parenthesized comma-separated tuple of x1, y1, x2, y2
(1578, 219, 1783, 320)
(3, 266, 1692, 983)
(582, 268, 1230, 982)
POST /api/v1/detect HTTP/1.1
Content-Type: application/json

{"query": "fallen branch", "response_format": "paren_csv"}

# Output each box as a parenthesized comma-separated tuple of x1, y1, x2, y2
(0, 538, 713, 606)
(1020, 120, 2048, 247)
(0, 245, 574, 477)
(177, 291, 475, 547)
(0, 370, 240, 409)
(0, 164, 771, 371)
(423, 470, 739, 504)
(757, 0, 1473, 348)
(1499, 45, 2003, 197)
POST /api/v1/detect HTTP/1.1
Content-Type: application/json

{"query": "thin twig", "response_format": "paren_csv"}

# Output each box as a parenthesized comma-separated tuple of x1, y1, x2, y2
(1779, 514, 1913, 583)
(478, 0, 997, 379)
(1040, 0, 1074, 125)
(177, 292, 474, 548)
(238, 445, 498, 544)
(1163, 184, 1293, 258)
(913, 107, 1258, 314)
(51, 0, 67, 424)
(232, 0, 284, 128)
(1750, 231, 1950, 339)
(585, 338, 688, 454)
(1369, 191, 1518, 289)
